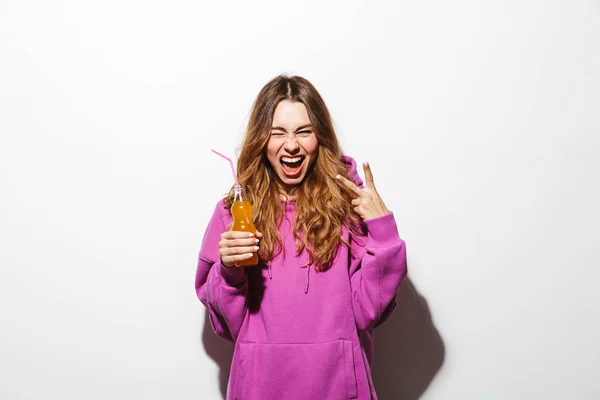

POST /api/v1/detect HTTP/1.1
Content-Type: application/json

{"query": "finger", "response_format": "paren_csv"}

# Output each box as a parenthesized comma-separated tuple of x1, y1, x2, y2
(335, 174, 363, 196)
(221, 237, 259, 248)
(222, 253, 255, 266)
(222, 231, 255, 240)
(255, 231, 264, 238)
(363, 161, 376, 190)
(351, 198, 361, 206)
(221, 245, 260, 256)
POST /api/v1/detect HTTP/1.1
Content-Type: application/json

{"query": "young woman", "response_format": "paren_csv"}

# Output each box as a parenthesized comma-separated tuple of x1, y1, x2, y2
(195, 75, 407, 399)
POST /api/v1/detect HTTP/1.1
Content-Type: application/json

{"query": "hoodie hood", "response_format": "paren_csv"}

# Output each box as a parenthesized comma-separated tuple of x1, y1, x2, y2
(341, 154, 364, 188)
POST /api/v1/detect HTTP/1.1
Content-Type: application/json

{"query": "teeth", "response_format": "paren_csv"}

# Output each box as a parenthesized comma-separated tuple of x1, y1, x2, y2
(281, 157, 303, 163)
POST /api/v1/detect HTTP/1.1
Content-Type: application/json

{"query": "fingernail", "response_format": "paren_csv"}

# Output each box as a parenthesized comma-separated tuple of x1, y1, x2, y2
(254, 246, 259, 251)
(248, 233, 254, 237)
(364, 161, 369, 167)
(335, 174, 341, 179)
(255, 239, 260, 244)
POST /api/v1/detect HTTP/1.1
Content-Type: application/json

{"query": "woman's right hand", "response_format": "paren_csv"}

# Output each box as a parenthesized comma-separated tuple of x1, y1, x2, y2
(219, 230, 262, 267)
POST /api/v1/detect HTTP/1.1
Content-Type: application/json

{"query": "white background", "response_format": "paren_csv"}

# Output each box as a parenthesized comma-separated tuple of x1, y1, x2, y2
(1, 0, 599, 399)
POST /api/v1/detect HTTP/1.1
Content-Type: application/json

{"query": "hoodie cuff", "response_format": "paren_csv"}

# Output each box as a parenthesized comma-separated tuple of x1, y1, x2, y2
(219, 261, 247, 286)
(364, 212, 401, 247)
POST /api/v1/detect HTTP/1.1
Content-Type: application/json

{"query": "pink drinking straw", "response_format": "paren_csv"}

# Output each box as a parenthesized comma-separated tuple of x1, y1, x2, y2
(211, 149, 242, 200)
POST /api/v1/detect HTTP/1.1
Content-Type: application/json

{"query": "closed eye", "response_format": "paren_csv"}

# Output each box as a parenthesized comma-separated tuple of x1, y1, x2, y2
(297, 130, 313, 136)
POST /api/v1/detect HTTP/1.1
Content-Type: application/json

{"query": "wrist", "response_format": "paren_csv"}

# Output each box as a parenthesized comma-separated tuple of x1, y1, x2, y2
(219, 261, 246, 285)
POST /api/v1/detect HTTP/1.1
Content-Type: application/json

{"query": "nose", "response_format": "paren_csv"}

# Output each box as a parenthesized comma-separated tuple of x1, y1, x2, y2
(283, 136, 300, 154)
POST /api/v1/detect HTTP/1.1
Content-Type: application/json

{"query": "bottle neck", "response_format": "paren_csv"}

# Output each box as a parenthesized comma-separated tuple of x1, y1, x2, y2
(233, 185, 244, 202)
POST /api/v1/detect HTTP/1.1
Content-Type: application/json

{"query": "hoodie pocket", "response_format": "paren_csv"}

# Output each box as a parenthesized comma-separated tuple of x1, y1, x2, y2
(233, 340, 358, 400)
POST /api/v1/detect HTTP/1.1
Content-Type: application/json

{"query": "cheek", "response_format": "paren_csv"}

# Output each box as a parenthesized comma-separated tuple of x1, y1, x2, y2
(266, 140, 280, 167)
(305, 137, 319, 156)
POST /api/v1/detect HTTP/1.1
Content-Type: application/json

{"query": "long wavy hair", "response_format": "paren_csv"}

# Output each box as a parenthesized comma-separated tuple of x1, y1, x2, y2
(225, 75, 364, 270)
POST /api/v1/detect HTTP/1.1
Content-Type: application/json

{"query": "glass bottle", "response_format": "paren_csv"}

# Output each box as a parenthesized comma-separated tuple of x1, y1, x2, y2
(230, 185, 258, 267)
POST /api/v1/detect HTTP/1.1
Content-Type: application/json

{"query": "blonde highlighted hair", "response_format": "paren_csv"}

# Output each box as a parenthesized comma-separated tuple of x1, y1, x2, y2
(225, 75, 364, 270)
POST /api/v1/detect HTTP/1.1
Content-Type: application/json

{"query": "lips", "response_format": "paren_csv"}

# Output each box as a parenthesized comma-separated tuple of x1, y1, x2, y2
(280, 155, 305, 178)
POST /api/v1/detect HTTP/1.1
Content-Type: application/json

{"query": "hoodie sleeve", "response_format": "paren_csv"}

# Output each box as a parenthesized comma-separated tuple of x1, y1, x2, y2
(349, 212, 407, 331)
(195, 201, 248, 342)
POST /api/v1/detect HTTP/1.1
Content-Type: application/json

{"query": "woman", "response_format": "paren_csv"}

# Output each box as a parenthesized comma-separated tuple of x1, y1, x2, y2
(195, 75, 407, 399)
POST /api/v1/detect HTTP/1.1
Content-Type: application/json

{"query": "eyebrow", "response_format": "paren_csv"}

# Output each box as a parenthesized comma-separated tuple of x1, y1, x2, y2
(270, 124, 313, 132)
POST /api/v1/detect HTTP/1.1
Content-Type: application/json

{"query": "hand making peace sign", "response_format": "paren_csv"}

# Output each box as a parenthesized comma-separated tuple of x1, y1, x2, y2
(335, 161, 390, 221)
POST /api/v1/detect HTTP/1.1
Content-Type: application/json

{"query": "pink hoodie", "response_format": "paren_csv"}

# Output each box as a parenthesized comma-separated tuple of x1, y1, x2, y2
(195, 156, 407, 399)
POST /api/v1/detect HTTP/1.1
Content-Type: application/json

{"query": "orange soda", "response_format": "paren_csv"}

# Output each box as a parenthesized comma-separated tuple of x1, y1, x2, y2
(231, 187, 258, 267)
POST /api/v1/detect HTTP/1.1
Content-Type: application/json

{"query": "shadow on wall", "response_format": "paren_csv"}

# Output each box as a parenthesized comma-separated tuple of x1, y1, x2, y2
(371, 278, 445, 399)
(201, 277, 444, 399)
(201, 311, 234, 398)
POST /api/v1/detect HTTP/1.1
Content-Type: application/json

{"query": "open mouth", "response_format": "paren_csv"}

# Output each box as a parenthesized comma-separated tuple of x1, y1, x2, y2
(280, 156, 305, 178)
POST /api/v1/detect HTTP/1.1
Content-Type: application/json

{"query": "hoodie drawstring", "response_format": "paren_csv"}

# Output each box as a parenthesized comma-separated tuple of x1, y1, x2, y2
(267, 261, 272, 279)
(304, 265, 310, 294)
(266, 262, 310, 292)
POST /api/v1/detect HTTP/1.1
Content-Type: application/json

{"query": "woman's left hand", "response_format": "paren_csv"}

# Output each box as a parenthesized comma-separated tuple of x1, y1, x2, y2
(336, 161, 390, 221)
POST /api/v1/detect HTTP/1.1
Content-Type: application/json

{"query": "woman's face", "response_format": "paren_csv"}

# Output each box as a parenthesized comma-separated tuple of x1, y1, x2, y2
(266, 100, 319, 192)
